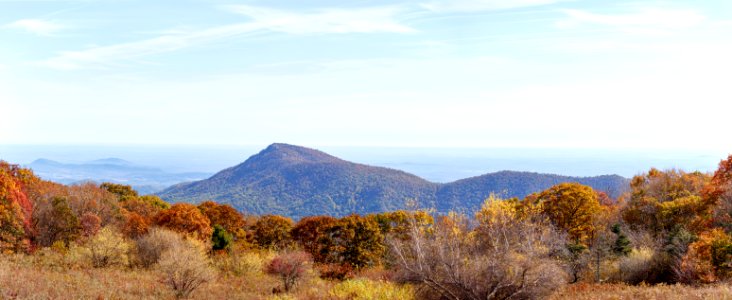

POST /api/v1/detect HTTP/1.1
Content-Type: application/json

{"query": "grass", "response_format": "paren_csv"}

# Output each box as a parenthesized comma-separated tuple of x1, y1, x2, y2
(550, 282, 732, 300)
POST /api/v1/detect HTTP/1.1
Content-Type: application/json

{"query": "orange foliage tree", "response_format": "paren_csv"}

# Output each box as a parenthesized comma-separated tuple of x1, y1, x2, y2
(0, 162, 36, 248)
(532, 183, 601, 244)
(622, 168, 711, 235)
(253, 215, 294, 249)
(197, 201, 246, 237)
(154, 203, 212, 241)
(291, 215, 337, 261)
(705, 155, 732, 232)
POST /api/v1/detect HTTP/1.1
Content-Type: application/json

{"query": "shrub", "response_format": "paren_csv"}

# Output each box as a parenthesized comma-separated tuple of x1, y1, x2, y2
(214, 249, 276, 276)
(87, 227, 131, 268)
(329, 278, 414, 300)
(134, 227, 186, 268)
(266, 251, 313, 292)
(617, 247, 655, 284)
(158, 238, 214, 298)
(391, 204, 567, 300)
(317, 263, 355, 281)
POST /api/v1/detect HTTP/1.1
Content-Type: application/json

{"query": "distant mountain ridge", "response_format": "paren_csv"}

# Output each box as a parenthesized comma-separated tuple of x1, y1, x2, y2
(158, 143, 630, 218)
(28, 158, 212, 195)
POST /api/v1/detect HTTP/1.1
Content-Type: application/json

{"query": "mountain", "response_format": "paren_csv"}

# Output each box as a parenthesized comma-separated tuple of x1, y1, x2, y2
(158, 143, 630, 219)
(27, 158, 212, 194)
(158, 144, 438, 218)
(437, 171, 628, 212)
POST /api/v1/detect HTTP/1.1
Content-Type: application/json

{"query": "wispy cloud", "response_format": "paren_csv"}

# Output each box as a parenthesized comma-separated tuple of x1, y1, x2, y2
(5, 19, 66, 36)
(557, 8, 706, 34)
(225, 5, 415, 34)
(420, 0, 569, 13)
(39, 5, 414, 70)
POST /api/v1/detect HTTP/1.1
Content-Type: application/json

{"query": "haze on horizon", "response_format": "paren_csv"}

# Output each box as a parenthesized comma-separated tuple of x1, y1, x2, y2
(2, 0, 732, 151)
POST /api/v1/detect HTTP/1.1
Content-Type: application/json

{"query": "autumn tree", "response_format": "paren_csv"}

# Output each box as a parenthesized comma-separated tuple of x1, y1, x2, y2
(622, 168, 711, 235)
(197, 201, 246, 238)
(123, 212, 149, 239)
(0, 164, 33, 251)
(369, 210, 434, 240)
(253, 215, 293, 249)
(266, 251, 313, 292)
(291, 215, 337, 262)
(532, 183, 602, 244)
(80, 212, 102, 237)
(34, 197, 81, 247)
(391, 204, 566, 300)
(100, 182, 138, 201)
(154, 203, 212, 241)
(705, 155, 732, 232)
(319, 214, 384, 268)
(67, 183, 120, 227)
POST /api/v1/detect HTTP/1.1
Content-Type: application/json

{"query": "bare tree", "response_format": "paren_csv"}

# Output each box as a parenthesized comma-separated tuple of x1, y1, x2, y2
(389, 207, 567, 300)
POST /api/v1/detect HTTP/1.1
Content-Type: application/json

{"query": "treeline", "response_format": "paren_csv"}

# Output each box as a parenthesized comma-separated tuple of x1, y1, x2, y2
(2, 155, 732, 299)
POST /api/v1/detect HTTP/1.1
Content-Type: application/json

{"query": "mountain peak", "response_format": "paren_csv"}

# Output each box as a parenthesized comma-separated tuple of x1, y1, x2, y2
(254, 143, 342, 165)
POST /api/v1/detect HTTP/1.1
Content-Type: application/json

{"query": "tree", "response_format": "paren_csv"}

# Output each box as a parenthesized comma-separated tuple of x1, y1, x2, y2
(87, 226, 131, 268)
(611, 224, 632, 256)
(369, 210, 434, 241)
(319, 214, 384, 268)
(123, 212, 149, 239)
(211, 224, 233, 251)
(154, 203, 212, 241)
(80, 212, 102, 237)
(100, 182, 138, 200)
(253, 215, 293, 249)
(0, 161, 35, 251)
(34, 197, 81, 247)
(678, 228, 732, 283)
(291, 215, 337, 261)
(391, 206, 566, 300)
(266, 251, 313, 292)
(197, 201, 245, 237)
(705, 155, 732, 232)
(622, 168, 711, 235)
(532, 183, 602, 244)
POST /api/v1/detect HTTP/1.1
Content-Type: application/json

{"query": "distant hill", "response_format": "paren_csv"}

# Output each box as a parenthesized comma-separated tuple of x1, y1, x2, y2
(27, 158, 212, 194)
(158, 143, 630, 218)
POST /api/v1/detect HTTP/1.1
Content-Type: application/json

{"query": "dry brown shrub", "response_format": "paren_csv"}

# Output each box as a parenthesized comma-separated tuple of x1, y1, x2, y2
(158, 238, 215, 298)
(134, 227, 185, 268)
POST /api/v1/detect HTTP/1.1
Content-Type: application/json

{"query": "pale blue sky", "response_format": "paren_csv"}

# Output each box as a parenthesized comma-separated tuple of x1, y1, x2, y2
(2, 0, 731, 150)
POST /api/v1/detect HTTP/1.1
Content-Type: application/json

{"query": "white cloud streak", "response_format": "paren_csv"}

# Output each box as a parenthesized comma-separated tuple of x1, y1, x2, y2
(557, 8, 706, 33)
(5, 19, 66, 36)
(420, 0, 569, 13)
(39, 5, 414, 70)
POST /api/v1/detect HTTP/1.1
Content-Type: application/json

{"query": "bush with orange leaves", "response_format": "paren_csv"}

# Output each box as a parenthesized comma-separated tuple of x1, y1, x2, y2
(154, 203, 212, 241)
(678, 229, 732, 283)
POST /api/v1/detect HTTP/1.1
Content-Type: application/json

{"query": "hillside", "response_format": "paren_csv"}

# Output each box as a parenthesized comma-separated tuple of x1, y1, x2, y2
(158, 143, 630, 218)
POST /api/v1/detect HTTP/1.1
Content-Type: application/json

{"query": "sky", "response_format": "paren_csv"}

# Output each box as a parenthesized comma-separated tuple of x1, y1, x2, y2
(2, 0, 732, 150)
